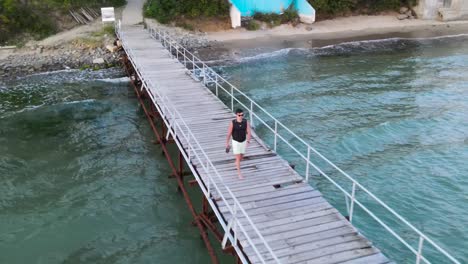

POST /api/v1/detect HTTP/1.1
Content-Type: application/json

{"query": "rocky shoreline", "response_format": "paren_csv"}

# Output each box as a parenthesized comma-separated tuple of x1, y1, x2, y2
(0, 22, 213, 81)
(0, 36, 125, 80)
(145, 21, 214, 51)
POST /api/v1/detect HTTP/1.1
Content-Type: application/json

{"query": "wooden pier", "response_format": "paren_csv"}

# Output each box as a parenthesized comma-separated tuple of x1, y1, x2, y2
(118, 24, 391, 264)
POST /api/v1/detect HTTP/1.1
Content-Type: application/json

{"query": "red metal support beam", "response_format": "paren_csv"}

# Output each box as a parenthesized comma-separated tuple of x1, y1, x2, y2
(121, 54, 219, 264)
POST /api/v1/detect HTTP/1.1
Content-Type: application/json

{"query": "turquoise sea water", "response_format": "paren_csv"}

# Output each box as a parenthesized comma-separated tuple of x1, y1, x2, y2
(0, 70, 219, 263)
(219, 35, 468, 263)
(1, 34, 467, 264)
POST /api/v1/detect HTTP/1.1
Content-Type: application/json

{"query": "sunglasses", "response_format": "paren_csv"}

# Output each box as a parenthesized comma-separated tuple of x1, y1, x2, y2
(237, 113, 244, 117)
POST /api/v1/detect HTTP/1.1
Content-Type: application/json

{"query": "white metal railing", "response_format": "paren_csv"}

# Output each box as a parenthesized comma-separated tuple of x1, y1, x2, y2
(117, 22, 280, 264)
(143, 23, 462, 264)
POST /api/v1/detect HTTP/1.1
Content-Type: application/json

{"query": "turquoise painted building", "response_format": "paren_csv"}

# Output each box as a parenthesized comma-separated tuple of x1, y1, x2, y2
(229, 0, 315, 23)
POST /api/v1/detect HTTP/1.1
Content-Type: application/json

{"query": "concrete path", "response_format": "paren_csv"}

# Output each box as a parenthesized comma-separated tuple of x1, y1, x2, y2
(122, 0, 145, 25)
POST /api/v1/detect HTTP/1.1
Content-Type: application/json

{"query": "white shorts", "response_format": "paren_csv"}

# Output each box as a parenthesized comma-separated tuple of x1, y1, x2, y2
(232, 140, 246, 155)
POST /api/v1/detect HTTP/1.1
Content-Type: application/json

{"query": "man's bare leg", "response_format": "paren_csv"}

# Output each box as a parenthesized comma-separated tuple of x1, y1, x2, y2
(236, 154, 244, 179)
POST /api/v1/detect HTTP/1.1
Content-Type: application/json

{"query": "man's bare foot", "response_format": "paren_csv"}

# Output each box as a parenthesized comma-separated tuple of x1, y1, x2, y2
(238, 172, 244, 180)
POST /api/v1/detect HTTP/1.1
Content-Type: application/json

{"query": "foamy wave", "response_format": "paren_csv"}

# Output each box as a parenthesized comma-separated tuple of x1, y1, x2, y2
(63, 99, 96, 105)
(96, 77, 130, 83)
(237, 48, 299, 62)
(318, 33, 468, 50)
(29, 69, 78, 77)
(225, 33, 468, 63)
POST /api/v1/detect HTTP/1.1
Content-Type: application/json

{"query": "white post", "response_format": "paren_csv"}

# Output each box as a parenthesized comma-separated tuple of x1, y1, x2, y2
(416, 236, 425, 264)
(345, 193, 350, 215)
(231, 86, 234, 111)
(183, 49, 186, 67)
(203, 64, 206, 85)
(250, 101, 254, 128)
(215, 75, 219, 96)
(349, 183, 357, 222)
(305, 147, 311, 181)
(188, 138, 191, 161)
(233, 219, 238, 247)
(274, 121, 278, 152)
(206, 163, 211, 196)
(222, 203, 237, 249)
(169, 42, 172, 58)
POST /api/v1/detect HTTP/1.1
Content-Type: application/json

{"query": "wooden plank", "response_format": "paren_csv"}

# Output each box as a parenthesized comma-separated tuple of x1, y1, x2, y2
(218, 196, 327, 218)
(256, 240, 375, 264)
(236, 213, 342, 240)
(339, 253, 390, 264)
(228, 202, 333, 225)
(300, 247, 380, 264)
(243, 225, 357, 256)
(249, 234, 365, 263)
(219, 184, 313, 204)
(245, 220, 350, 246)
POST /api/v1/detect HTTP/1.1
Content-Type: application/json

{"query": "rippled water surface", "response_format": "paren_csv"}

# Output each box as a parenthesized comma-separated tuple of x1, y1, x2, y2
(1, 35, 467, 264)
(220, 36, 468, 263)
(0, 70, 216, 263)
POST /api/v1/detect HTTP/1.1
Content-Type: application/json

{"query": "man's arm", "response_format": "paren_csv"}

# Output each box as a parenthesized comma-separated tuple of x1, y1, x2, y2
(226, 121, 233, 147)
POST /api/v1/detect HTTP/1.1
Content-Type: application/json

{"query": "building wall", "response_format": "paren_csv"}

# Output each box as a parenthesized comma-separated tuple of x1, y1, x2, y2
(415, 0, 468, 20)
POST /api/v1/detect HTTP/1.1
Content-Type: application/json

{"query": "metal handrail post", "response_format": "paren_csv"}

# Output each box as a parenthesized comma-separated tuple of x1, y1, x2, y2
(274, 121, 278, 152)
(416, 236, 425, 264)
(203, 64, 206, 85)
(231, 86, 234, 111)
(215, 75, 219, 96)
(305, 147, 311, 181)
(349, 183, 357, 223)
(250, 101, 254, 128)
(169, 41, 172, 58)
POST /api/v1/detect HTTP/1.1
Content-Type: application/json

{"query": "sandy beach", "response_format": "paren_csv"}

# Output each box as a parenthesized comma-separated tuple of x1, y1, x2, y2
(200, 15, 468, 61)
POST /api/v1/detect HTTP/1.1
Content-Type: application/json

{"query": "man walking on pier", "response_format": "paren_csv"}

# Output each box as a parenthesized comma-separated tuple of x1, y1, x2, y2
(226, 109, 251, 179)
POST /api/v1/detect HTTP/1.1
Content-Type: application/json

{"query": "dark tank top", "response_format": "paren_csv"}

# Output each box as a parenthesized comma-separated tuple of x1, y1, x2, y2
(232, 119, 247, 142)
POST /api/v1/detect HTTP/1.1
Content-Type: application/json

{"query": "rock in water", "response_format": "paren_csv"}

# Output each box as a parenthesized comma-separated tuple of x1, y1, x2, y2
(93, 58, 105, 64)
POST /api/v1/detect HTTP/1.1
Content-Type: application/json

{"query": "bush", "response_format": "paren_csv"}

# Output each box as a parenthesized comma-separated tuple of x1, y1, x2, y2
(0, 0, 126, 44)
(0, 0, 56, 44)
(252, 6, 299, 28)
(245, 20, 260, 31)
(308, 0, 415, 18)
(144, 0, 230, 24)
(46, 0, 126, 8)
(253, 13, 282, 27)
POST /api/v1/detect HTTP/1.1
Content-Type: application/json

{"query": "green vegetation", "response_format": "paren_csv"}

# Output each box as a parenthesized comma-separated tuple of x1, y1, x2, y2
(144, 0, 229, 24)
(309, 0, 417, 18)
(0, 0, 125, 45)
(253, 6, 299, 28)
(245, 20, 260, 31)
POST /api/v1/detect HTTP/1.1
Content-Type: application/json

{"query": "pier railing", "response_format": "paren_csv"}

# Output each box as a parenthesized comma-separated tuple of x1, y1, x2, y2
(145, 24, 462, 264)
(117, 24, 280, 264)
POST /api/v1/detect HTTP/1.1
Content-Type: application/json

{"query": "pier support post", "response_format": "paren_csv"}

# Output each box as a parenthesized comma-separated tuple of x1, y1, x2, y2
(121, 53, 219, 264)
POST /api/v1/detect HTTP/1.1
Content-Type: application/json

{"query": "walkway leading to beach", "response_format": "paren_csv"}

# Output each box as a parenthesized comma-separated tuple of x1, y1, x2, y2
(122, 0, 144, 25)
